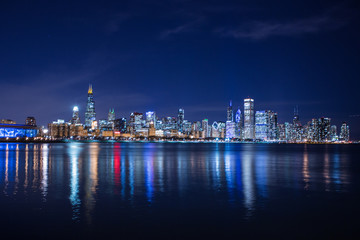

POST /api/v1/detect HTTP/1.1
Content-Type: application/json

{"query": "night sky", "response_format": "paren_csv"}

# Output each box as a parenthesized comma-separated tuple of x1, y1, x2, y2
(1, 0, 359, 138)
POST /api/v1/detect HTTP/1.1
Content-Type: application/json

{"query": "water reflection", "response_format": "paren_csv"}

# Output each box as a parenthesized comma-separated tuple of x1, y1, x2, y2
(69, 143, 82, 221)
(0, 143, 353, 223)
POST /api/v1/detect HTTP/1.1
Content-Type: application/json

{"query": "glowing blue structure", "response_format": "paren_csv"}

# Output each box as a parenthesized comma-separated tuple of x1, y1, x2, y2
(0, 124, 38, 138)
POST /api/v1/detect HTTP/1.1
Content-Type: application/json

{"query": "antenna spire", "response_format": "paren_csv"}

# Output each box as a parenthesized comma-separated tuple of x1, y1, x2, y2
(88, 84, 93, 94)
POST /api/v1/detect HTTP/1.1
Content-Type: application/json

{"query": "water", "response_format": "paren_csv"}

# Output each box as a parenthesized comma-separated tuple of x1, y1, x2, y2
(0, 142, 359, 239)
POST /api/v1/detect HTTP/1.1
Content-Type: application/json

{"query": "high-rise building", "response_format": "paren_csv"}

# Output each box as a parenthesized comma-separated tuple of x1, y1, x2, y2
(244, 98, 255, 140)
(225, 121, 235, 139)
(146, 111, 156, 129)
(85, 84, 96, 127)
(277, 123, 286, 141)
(114, 118, 127, 133)
(26, 116, 37, 126)
(227, 100, 233, 122)
(130, 112, 143, 132)
(71, 106, 80, 124)
(340, 122, 350, 142)
(235, 107, 242, 139)
(178, 108, 184, 132)
(202, 119, 209, 138)
(330, 125, 337, 141)
(108, 109, 115, 122)
(255, 111, 267, 140)
(317, 117, 331, 142)
(267, 110, 278, 140)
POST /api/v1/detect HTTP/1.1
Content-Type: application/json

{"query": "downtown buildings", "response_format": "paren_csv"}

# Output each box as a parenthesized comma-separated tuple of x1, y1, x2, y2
(45, 84, 351, 143)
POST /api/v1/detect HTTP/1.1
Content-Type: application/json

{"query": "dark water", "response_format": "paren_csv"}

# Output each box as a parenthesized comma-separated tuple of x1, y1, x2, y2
(0, 143, 359, 239)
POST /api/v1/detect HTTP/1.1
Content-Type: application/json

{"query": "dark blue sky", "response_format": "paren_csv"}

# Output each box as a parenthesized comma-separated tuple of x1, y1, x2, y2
(0, 0, 359, 138)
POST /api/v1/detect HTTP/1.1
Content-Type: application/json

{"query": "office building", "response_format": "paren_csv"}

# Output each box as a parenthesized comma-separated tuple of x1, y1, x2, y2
(85, 84, 96, 127)
(244, 98, 255, 140)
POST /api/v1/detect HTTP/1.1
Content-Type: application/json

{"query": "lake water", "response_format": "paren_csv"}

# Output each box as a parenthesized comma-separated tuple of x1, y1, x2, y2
(0, 142, 359, 239)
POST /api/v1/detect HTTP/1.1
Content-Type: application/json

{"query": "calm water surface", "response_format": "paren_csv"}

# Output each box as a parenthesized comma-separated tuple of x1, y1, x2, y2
(0, 143, 359, 239)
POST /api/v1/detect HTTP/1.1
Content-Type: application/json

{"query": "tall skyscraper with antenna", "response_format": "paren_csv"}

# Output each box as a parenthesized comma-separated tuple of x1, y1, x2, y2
(227, 100, 233, 122)
(85, 84, 96, 127)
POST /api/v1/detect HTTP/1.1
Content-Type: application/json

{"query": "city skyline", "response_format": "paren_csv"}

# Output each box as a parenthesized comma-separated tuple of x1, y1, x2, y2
(0, 83, 354, 141)
(0, 0, 359, 138)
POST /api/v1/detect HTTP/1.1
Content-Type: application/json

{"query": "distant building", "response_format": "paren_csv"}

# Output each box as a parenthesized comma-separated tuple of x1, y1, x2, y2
(255, 111, 267, 140)
(225, 121, 235, 139)
(317, 117, 331, 142)
(340, 122, 350, 142)
(202, 119, 209, 138)
(235, 107, 242, 139)
(330, 125, 338, 141)
(25, 116, 37, 126)
(243, 98, 255, 140)
(227, 100, 233, 122)
(71, 106, 80, 124)
(85, 84, 96, 127)
(0, 119, 16, 124)
(108, 108, 115, 122)
(277, 124, 286, 141)
(0, 123, 38, 138)
(178, 108, 184, 132)
(146, 111, 156, 128)
(114, 118, 127, 133)
(48, 119, 70, 138)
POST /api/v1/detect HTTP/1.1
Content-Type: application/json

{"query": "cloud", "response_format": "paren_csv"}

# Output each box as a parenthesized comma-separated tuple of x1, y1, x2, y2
(216, 15, 347, 40)
(160, 17, 204, 39)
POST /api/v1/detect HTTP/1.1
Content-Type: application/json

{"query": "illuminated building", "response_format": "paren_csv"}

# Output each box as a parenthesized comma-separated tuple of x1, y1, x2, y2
(108, 109, 115, 122)
(71, 106, 80, 124)
(70, 124, 87, 138)
(99, 119, 113, 131)
(178, 108, 184, 132)
(85, 84, 96, 127)
(130, 112, 143, 132)
(25, 116, 37, 126)
(330, 125, 338, 141)
(148, 123, 156, 137)
(255, 111, 267, 140)
(243, 98, 255, 140)
(211, 121, 220, 138)
(114, 118, 127, 133)
(267, 110, 278, 140)
(146, 111, 156, 128)
(235, 107, 242, 139)
(202, 119, 209, 138)
(285, 122, 293, 141)
(277, 123, 286, 141)
(340, 122, 350, 142)
(0, 123, 38, 138)
(0, 119, 16, 124)
(48, 119, 70, 138)
(317, 117, 331, 142)
(227, 100, 233, 122)
(225, 121, 235, 139)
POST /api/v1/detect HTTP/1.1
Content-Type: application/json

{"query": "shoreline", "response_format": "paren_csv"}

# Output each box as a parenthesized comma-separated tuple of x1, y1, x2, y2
(0, 139, 357, 144)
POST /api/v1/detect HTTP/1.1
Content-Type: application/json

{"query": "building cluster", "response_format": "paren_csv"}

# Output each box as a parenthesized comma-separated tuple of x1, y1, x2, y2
(45, 85, 351, 143)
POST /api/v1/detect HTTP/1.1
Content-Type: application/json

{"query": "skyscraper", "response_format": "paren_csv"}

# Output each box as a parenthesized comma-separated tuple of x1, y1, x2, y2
(235, 107, 242, 138)
(108, 109, 115, 122)
(244, 98, 255, 140)
(178, 108, 184, 132)
(225, 121, 235, 139)
(202, 119, 209, 138)
(71, 106, 80, 124)
(340, 122, 350, 142)
(85, 84, 96, 127)
(227, 100, 233, 122)
(255, 111, 267, 140)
